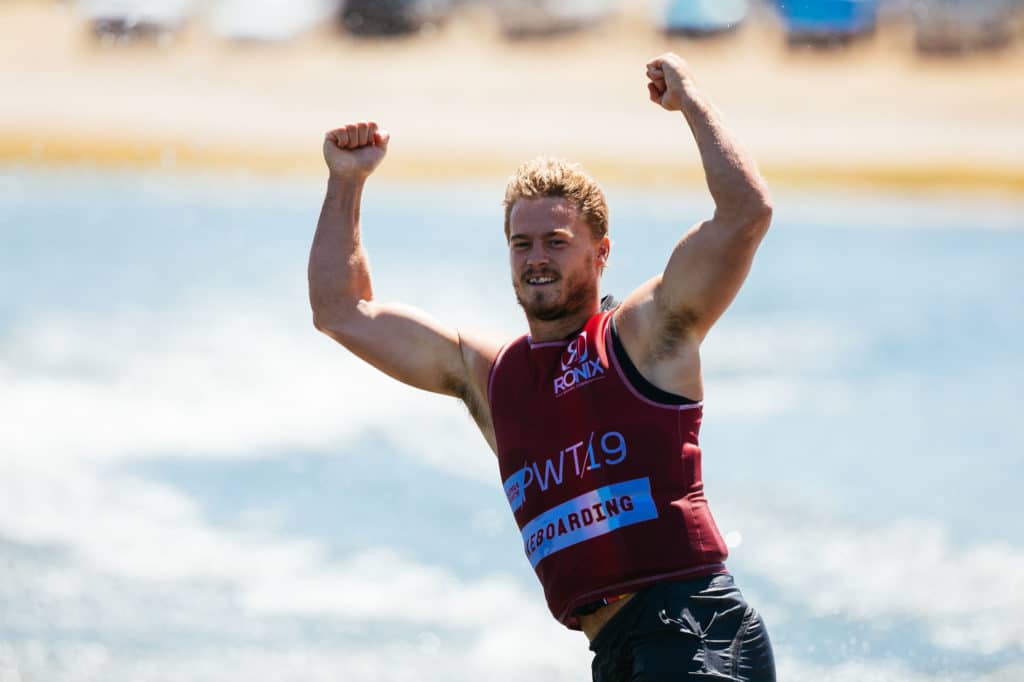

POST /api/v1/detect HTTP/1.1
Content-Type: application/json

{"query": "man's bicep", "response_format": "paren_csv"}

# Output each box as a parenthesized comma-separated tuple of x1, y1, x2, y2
(658, 217, 765, 338)
(317, 300, 470, 396)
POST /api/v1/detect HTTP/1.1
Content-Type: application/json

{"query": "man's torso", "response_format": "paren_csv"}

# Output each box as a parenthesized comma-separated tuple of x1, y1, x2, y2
(485, 310, 728, 627)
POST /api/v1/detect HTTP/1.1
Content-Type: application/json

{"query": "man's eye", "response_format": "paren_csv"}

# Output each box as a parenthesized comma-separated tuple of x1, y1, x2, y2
(548, 240, 566, 247)
(512, 242, 529, 250)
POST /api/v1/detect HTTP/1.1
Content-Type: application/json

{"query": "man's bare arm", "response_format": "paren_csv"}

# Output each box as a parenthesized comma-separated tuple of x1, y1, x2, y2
(308, 122, 496, 407)
(620, 54, 773, 350)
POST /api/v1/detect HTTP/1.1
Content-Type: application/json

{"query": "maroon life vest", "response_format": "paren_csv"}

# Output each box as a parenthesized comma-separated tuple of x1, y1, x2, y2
(487, 310, 728, 628)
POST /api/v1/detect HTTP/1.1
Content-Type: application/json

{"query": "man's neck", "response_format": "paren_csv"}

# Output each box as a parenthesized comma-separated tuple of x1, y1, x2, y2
(526, 304, 600, 343)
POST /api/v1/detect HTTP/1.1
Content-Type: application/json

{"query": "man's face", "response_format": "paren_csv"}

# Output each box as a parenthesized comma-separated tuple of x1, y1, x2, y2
(508, 197, 608, 323)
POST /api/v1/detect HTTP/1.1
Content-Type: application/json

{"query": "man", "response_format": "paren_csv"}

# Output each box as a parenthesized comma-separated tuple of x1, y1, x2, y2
(308, 53, 776, 681)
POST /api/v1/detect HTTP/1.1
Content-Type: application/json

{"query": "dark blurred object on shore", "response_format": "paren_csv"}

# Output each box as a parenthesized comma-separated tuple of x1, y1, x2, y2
(662, 0, 749, 37)
(773, 0, 881, 47)
(79, 0, 195, 43)
(912, 0, 1019, 55)
(492, 0, 616, 38)
(340, 0, 454, 36)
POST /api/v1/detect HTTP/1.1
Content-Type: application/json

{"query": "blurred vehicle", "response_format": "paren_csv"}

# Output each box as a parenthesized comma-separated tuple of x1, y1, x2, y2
(207, 0, 337, 42)
(662, 0, 749, 37)
(912, 0, 1018, 54)
(78, 0, 197, 42)
(339, 0, 455, 36)
(772, 0, 881, 47)
(492, 0, 617, 38)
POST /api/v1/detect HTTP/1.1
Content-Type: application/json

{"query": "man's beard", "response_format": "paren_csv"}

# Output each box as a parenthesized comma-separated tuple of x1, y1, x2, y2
(515, 268, 597, 322)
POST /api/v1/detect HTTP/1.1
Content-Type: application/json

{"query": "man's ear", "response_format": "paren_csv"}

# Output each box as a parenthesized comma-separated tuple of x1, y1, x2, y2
(597, 236, 611, 266)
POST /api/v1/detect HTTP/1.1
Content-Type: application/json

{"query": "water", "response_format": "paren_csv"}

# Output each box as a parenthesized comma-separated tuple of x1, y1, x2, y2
(1, 166, 1022, 681)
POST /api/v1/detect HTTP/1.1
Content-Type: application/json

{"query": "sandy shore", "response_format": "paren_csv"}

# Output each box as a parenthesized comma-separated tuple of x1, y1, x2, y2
(2, 1, 1023, 192)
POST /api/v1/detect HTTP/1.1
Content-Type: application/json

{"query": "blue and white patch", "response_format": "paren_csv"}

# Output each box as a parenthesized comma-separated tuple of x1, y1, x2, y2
(519, 477, 658, 567)
(503, 466, 529, 513)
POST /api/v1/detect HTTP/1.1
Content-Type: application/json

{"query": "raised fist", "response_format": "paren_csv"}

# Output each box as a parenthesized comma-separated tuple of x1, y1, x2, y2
(323, 121, 390, 179)
(646, 53, 698, 112)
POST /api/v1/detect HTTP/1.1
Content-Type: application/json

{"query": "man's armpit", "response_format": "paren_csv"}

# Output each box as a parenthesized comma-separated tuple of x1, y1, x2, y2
(442, 372, 488, 430)
(651, 307, 699, 361)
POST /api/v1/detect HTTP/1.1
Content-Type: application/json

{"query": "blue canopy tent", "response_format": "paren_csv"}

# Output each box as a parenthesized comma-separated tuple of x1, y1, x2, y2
(662, 0, 750, 37)
(773, 0, 881, 45)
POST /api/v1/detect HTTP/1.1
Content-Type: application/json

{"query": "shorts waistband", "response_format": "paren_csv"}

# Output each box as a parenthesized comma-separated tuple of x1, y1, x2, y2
(573, 592, 633, 617)
(588, 573, 734, 653)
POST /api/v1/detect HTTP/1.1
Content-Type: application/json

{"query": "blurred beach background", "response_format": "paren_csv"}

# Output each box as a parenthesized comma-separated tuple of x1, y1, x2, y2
(2, 0, 1023, 680)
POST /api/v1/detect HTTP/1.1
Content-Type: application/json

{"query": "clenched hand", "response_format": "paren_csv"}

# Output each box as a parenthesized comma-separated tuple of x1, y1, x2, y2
(323, 121, 390, 179)
(646, 53, 699, 112)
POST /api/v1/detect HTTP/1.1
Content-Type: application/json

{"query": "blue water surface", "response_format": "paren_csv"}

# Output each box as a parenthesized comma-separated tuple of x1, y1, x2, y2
(2, 165, 1022, 680)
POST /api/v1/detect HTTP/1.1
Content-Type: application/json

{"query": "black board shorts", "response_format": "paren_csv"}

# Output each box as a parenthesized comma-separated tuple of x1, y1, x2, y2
(589, 573, 776, 682)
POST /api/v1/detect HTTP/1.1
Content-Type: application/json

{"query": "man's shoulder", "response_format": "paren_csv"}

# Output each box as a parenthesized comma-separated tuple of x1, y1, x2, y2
(456, 328, 518, 394)
(611, 281, 704, 399)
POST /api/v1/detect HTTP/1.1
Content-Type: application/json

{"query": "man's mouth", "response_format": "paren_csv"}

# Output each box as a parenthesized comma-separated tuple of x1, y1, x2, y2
(523, 271, 560, 286)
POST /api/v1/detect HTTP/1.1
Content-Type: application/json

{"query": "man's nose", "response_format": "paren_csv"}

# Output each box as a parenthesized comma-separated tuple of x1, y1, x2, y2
(525, 243, 549, 267)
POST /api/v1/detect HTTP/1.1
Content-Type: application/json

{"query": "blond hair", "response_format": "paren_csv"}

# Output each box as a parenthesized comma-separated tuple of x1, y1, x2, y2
(503, 157, 608, 241)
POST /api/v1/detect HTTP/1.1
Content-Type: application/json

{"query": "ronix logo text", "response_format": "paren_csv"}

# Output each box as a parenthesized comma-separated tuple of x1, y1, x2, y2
(554, 331, 605, 396)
